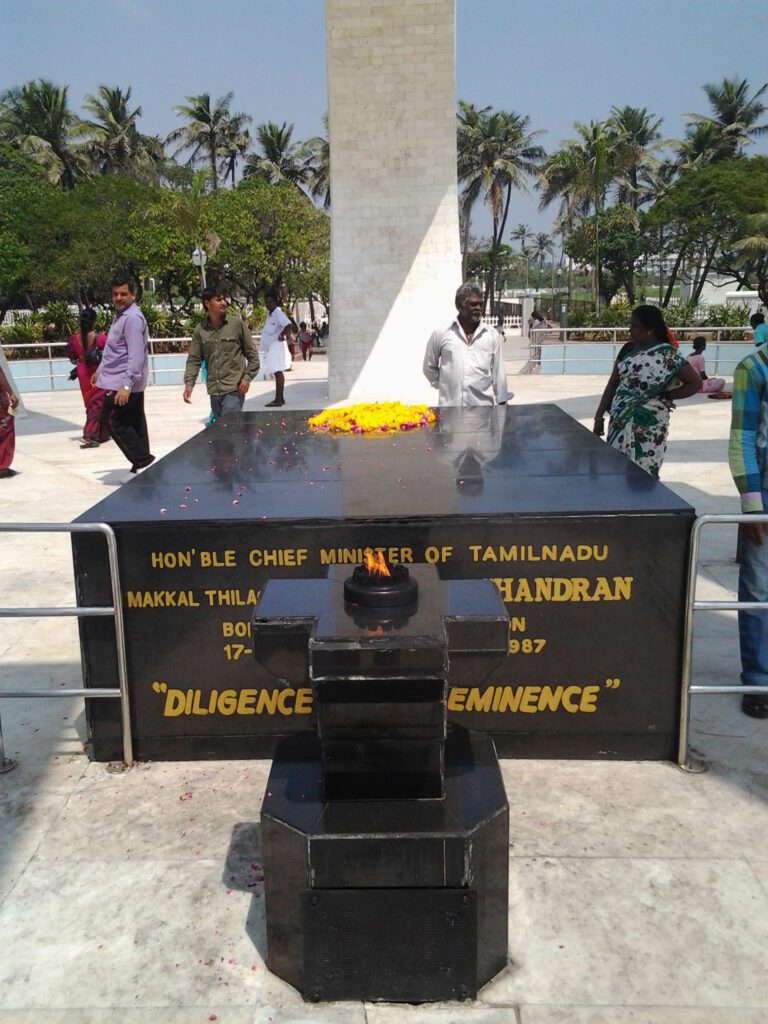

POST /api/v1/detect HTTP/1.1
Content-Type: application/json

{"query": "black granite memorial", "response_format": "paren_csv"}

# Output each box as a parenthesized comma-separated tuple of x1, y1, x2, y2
(252, 559, 509, 1002)
(72, 404, 695, 762)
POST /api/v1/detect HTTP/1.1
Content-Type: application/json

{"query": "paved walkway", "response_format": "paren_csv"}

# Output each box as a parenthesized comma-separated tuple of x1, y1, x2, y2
(1, 356, 767, 1023)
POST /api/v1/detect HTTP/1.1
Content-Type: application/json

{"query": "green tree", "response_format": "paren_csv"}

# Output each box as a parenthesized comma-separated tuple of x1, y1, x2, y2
(647, 156, 768, 304)
(243, 121, 310, 190)
(565, 206, 642, 304)
(140, 169, 219, 307)
(210, 178, 329, 307)
(509, 223, 532, 288)
(167, 93, 251, 190)
(81, 85, 164, 179)
(457, 101, 490, 277)
(684, 77, 768, 162)
(0, 79, 86, 188)
(529, 231, 554, 287)
(457, 102, 544, 312)
(607, 106, 665, 210)
(304, 115, 330, 209)
(734, 210, 768, 306)
(34, 175, 158, 305)
(0, 145, 56, 317)
(539, 121, 620, 308)
(219, 117, 251, 187)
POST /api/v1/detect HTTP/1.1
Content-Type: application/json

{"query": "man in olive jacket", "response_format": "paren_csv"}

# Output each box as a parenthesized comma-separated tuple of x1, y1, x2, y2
(183, 288, 260, 420)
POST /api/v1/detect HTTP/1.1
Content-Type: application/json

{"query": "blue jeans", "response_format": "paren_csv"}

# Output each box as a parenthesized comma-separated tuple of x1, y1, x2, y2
(209, 392, 244, 420)
(738, 499, 768, 687)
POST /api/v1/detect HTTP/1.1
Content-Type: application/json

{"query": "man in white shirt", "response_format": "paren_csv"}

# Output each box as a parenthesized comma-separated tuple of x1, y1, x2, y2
(261, 292, 292, 407)
(423, 284, 511, 406)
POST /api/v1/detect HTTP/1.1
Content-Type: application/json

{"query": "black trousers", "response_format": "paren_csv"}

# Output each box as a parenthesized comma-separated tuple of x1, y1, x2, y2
(102, 391, 152, 469)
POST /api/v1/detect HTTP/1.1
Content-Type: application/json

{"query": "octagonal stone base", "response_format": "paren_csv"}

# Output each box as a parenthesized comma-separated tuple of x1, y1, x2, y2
(260, 726, 509, 1002)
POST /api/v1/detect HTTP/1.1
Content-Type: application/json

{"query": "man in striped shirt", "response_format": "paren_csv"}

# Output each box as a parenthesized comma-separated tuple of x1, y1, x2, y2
(728, 344, 768, 717)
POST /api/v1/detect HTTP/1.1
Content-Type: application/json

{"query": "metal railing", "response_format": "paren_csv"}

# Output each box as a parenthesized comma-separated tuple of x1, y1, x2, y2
(1, 335, 275, 391)
(0, 523, 132, 772)
(678, 513, 768, 770)
(530, 326, 754, 374)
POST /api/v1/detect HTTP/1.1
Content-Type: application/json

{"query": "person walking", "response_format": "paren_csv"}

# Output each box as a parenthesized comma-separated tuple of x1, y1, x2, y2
(423, 283, 511, 406)
(183, 288, 259, 421)
(593, 304, 700, 478)
(95, 274, 154, 475)
(0, 363, 19, 478)
(729, 342, 768, 718)
(68, 308, 109, 448)
(297, 321, 314, 361)
(260, 292, 292, 407)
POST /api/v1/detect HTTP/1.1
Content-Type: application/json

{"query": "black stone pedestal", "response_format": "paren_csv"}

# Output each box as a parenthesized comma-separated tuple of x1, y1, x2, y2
(261, 727, 508, 1002)
(252, 564, 510, 1002)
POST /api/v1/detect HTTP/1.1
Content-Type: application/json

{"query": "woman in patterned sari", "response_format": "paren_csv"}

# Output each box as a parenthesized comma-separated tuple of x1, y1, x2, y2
(0, 364, 19, 478)
(593, 305, 701, 478)
(67, 308, 109, 448)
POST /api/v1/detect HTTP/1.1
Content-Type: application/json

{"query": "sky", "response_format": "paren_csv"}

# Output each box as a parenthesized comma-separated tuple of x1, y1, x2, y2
(2, 0, 768, 236)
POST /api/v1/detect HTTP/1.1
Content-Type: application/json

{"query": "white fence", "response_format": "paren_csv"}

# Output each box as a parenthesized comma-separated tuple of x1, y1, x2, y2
(487, 315, 522, 330)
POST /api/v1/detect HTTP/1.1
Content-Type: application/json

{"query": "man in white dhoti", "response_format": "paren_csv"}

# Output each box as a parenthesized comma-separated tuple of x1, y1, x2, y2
(261, 292, 292, 407)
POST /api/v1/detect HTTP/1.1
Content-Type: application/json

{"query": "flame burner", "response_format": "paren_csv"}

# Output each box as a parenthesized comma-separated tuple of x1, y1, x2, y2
(344, 561, 418, 608)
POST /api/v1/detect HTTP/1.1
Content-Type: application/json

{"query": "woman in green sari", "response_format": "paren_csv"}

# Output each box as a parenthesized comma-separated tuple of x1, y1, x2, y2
(593, 305, 701, 478)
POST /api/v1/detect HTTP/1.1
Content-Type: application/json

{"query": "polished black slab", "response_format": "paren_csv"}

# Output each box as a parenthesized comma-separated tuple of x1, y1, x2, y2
(73, 404, 695, 763)
(76, 405, 692, 525)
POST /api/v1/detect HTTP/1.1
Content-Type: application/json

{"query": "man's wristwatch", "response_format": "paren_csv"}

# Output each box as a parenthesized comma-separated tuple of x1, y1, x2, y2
(120, 385, 131, 393)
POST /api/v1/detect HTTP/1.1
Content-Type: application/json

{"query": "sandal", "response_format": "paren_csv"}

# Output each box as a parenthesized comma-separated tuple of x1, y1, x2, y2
(741, 694, 768, 719)
(80, 439, 100, 449)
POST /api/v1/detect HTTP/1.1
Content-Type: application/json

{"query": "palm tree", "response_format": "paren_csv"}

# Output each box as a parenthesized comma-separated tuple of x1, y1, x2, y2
(457, 101, 491, 277)
(510, 223, 532, 289)
(457, 103, 545, 312)
(676, 120, 736, 168)
(683, 77, 768, 162)
(81, 85, 164, 178)
(167, 93, 251, 190)
(529, 232, 554, 288)
(304, 115, 330, 209)
(0, 79, 86, 188)
(219, 118, 251, 187)
(243, 121, 310, 190)
(608, 106, 664, 210)
(539, 121, 619, 310)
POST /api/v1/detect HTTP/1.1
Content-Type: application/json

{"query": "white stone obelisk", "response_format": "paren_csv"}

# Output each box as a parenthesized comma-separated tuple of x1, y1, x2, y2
(325, 0, 461, 403)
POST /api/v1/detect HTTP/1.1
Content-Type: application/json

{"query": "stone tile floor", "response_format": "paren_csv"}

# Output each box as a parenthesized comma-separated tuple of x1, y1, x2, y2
(1, 358, 766, 1023)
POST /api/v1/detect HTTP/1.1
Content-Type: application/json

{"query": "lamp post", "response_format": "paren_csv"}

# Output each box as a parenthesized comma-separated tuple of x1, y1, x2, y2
(557, 267, 567, 329)
(191, 246, 207, 291)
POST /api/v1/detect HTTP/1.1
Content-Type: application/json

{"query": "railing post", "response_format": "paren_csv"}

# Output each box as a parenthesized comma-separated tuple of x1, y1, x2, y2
(0, 709, 18, 773)
(677, 517, 706, 771)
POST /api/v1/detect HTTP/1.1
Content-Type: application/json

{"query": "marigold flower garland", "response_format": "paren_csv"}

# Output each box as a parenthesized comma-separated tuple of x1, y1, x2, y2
(308, 402, 437, 435)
